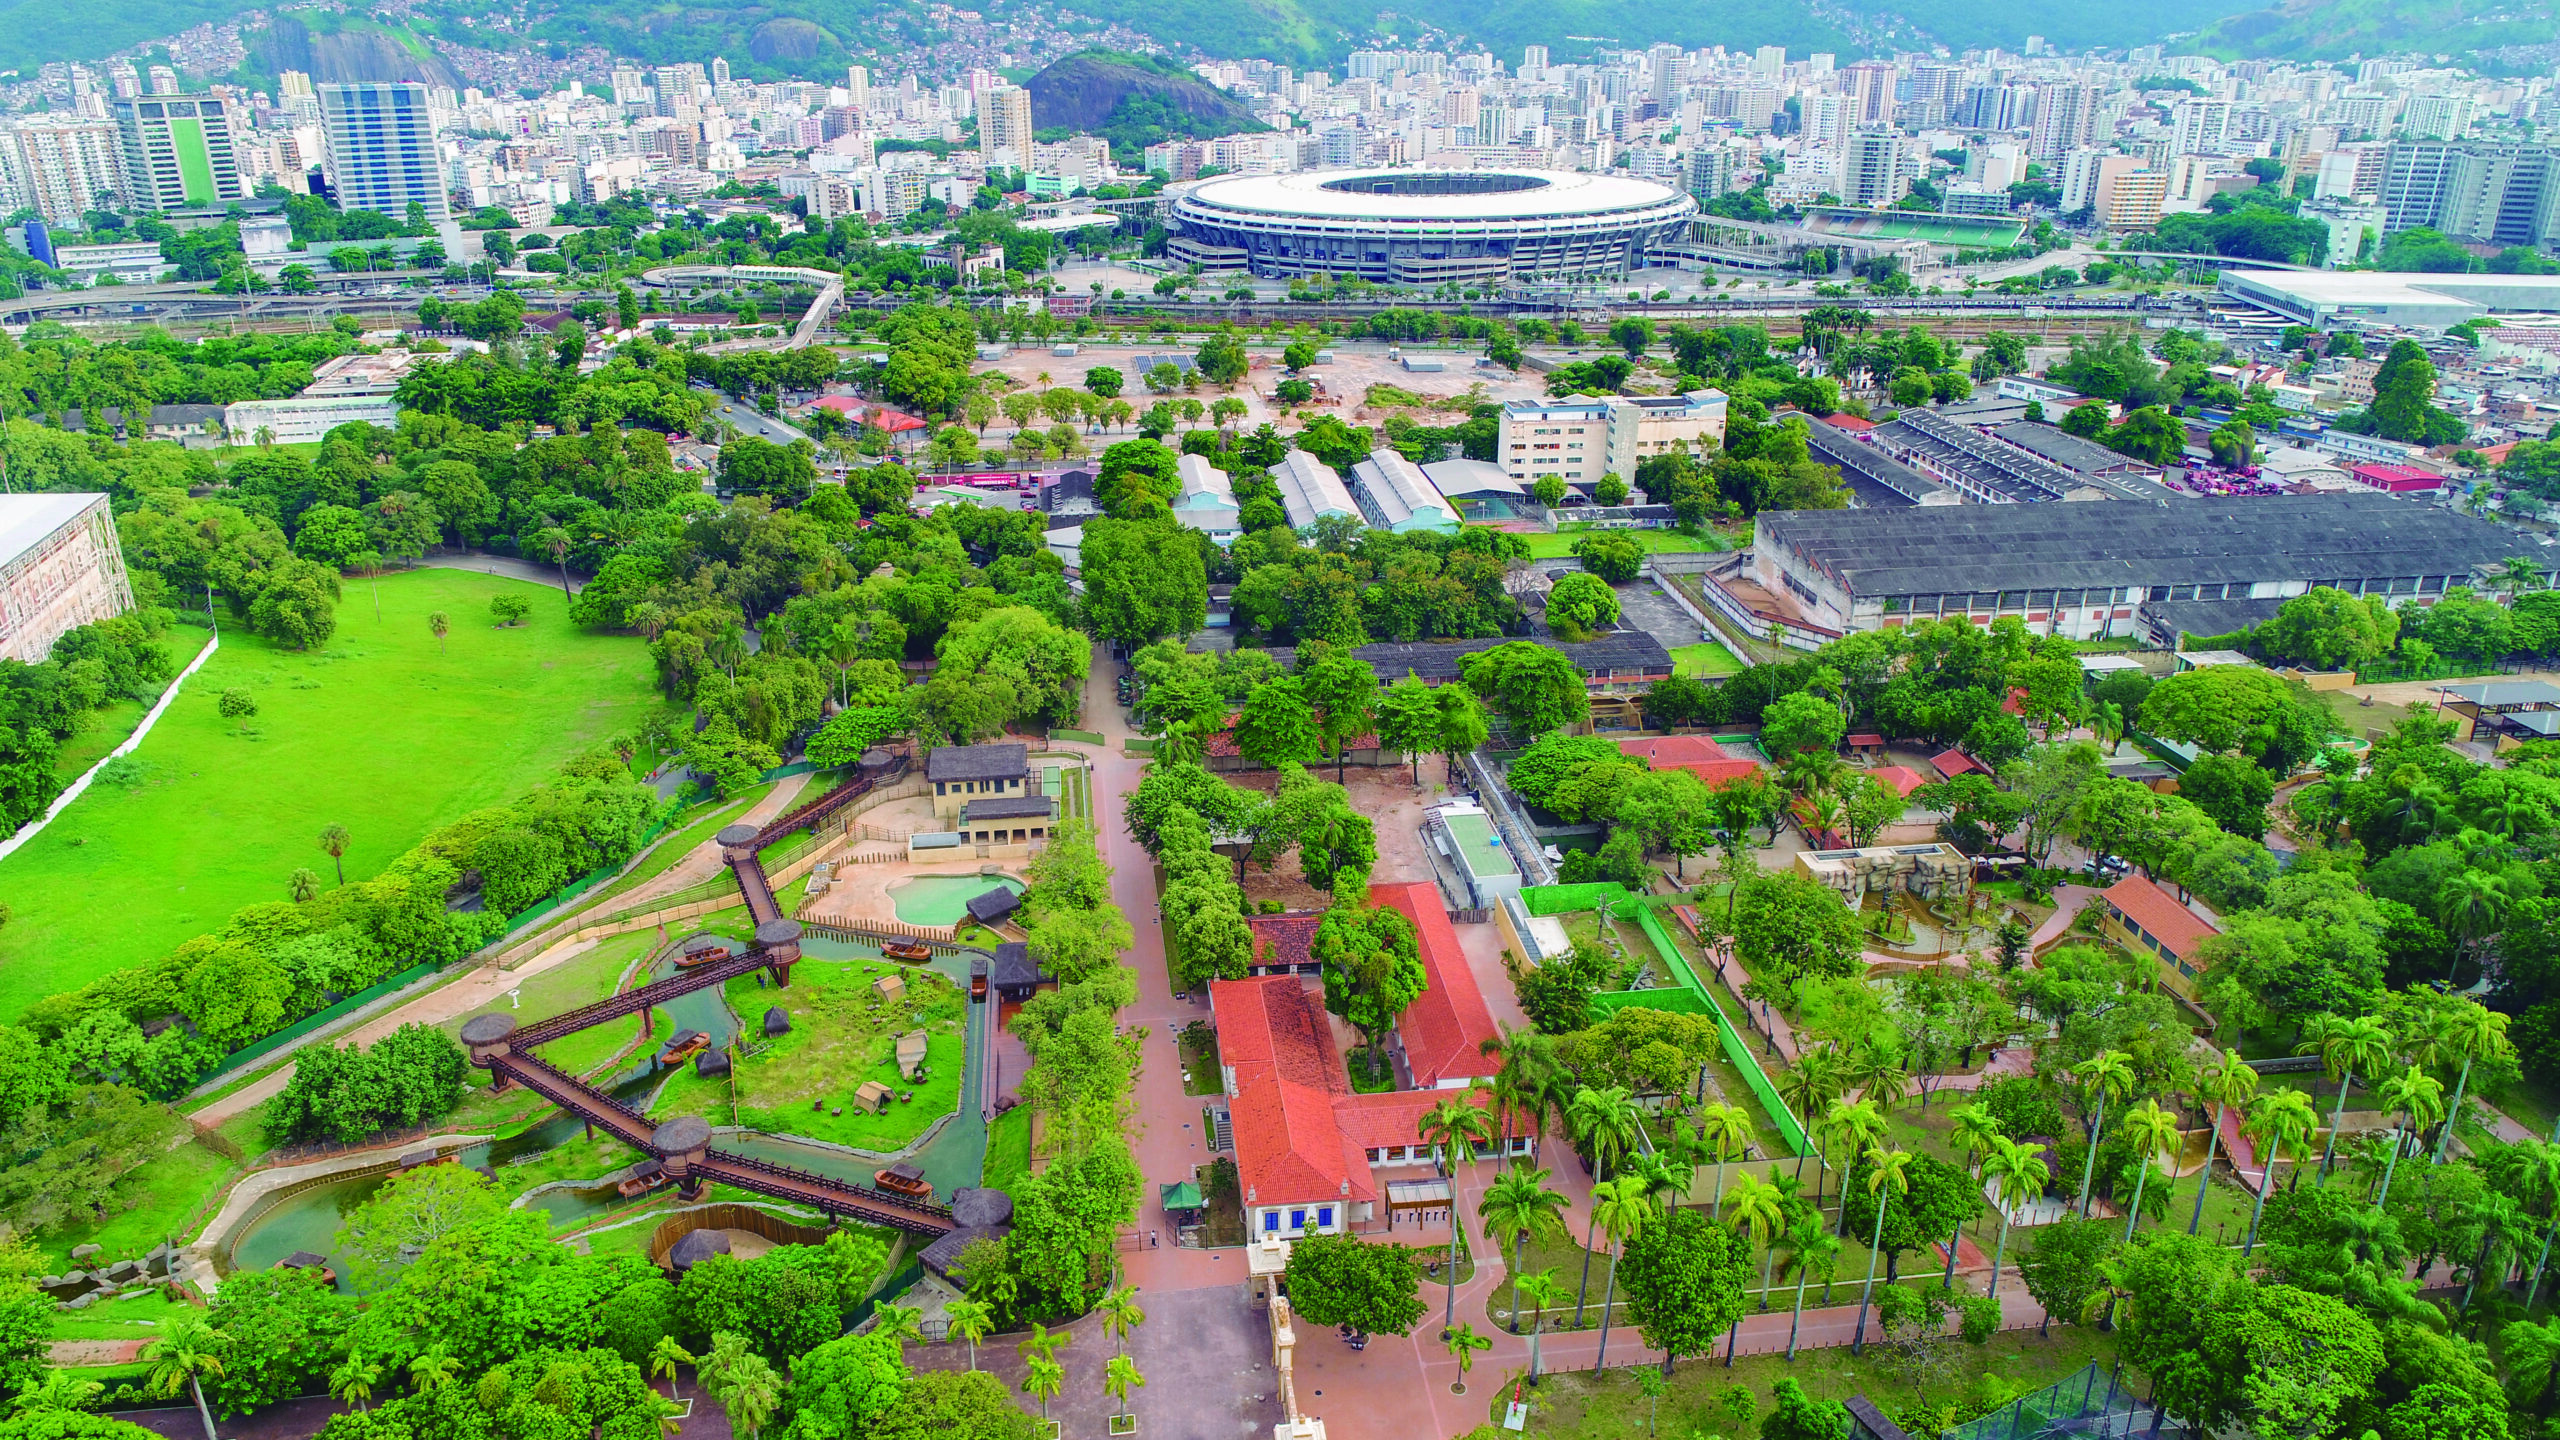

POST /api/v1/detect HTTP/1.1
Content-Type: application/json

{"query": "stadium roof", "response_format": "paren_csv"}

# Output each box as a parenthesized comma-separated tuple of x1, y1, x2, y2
(1757, 492, 2514, 598)
(1178, 168, 1686, 222)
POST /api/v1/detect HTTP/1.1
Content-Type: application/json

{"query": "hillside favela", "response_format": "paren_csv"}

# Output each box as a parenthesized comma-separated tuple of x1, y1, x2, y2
(16, 0, 2560, 1436)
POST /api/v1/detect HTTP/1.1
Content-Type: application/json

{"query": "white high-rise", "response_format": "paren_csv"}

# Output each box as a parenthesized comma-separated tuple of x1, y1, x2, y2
(318, 82, 449, 222)
(979, 84, 1033, 169)
(0, 116, 126, 226)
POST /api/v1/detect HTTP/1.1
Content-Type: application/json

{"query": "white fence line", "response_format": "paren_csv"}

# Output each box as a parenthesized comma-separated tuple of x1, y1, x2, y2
(0, 629, 220, 864)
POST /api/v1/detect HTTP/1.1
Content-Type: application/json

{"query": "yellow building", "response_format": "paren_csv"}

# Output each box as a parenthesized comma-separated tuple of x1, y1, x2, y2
(2094, 874, 2221, 1000)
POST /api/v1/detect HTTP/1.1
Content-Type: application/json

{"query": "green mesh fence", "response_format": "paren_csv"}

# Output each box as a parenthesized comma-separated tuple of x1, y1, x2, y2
(1618, 899, 1808, 1157)
(1588, 987, 1708, 1016)
(201, 961, 444, 1082)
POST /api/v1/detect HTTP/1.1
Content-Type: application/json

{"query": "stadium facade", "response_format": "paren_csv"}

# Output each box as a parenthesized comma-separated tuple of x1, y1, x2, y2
(1165, 168, 1697, 283)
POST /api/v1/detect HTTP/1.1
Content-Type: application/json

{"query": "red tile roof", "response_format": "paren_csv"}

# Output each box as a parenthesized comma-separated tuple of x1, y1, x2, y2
(2102, 875, 2221, 961)
(1374, 882, 1500, 1088)
(1210, 976, 1366, 1207)
(1931, 749, 1985, 779)
(1870, 765, 1928, 798)
(1335, 1088, 1496, 1151)
(1247, 911, 1324, 971)
(1846, 732, 1886, 748)
(1826, 414, 1878, 432)
(1617, 735, 1764, 789)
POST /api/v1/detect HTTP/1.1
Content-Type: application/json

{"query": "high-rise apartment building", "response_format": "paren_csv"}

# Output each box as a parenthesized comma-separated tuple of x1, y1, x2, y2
(0, 116, 126, 226)
(318, 82, 449, 222)
(2400, 94, 2474, 141)
(1686, 145, 1736, 200)
(844, 65, 870, 108)
(1753, 46, 1786, 77)
(1844, 63, 1895, 126)
(1649, 43, 1687, 104)
(979, 84, 1033, 169)
(1520, 46, 1548, 78)
(1843, 129, 1908, 208)
(2029, 81, 2097, 160)
(2381, 140, 2560, 248)
(110, 94, 246, 212)
(2171, 99, 2232, 156)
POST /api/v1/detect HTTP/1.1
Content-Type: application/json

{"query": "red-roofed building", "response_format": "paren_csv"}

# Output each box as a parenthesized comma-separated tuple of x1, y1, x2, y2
(1246, 911, 1324, 976)
(1211, 970, 1521, 1240)
(809, 396, 929, 434)
(1617, 734, 1763, 789)
(1826, 414, 1878, 433)
(2096, 874, 2223, 1001)
(2349, 463, 2442, 494)
(1870, 764, 1928, 798)
(1374, 881, 1502, 1089)
(1205, 717, 1381, 773)
(1931, 748, 1986, 780)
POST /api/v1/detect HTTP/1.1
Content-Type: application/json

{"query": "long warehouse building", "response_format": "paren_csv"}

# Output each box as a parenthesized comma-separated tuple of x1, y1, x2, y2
(1748, 491, 2515, 641)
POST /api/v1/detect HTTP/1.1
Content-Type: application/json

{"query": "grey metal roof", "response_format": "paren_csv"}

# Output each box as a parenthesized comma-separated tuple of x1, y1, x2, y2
(988, 941, 1042, 986)
(1804, 419, 1945, 507)
(1258, 630, 1674, 684)
(2438, 680, 2560, 708)
(2142, 595, 2289, 640)
(1758, 492, 2515, 599)
(964, 794, 1057, 822)
(1994, 421, 2151, 477)
(927, 743, 1028, 782)
(966, 887, 1023, 922)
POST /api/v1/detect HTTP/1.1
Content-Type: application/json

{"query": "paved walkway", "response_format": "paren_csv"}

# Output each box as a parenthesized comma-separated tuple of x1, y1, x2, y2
(188, 775, 813, 1128)
(2025, 884, 2102, 952)
(417, 552, 585, 594)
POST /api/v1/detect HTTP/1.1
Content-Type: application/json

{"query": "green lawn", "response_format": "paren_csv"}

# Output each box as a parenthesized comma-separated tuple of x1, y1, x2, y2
(34, 1134, 238, 1270)
(984, 1105, 1032, 1190)
(1519, 528, 1738, 559)
(1507, 1313, 2115, 1438)
(1671, 642, 1745, 678)
(52, 696, 152, 782)
(0, 568, 668, 1018)
(443, 928, 667, 1080)
(652, 956, 968, 1152)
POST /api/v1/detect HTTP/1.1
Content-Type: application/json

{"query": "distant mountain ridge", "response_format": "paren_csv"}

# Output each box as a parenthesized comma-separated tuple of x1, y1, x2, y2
(2192, 0, 2559, 62)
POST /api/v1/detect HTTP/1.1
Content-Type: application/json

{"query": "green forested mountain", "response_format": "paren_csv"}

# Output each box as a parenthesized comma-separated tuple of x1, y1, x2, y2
(2193, 0, 2559, 63)
(15, 0, 2302, 80)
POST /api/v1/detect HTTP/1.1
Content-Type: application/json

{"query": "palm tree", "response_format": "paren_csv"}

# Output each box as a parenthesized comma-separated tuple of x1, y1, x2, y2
(428, 610, 449, 655)
(1817, 1096, 1885, 1224)
(2299, 1013, 2394, 1183)
(1103, 1354, 1145, 1428)
(1847, 1042, 1911, 1113)
(2115, 1100, 2184, 1242)
(2506, 1317, 2560, 1422)
(1444, 1322, 1493, 1393)
(141, 1315, 227, 1440)
(2439, 871, 2513, 984)
(1513, 1269, 1569, 1384)
(1567, 1085, 1641, 1323)
(2372, 1066, 2447, 1210)
(2433, 1001, 2514, 1163)
(2243, 1087, 2320, 1256)
(1481, 1024, 1556, 1158)
(1021, 1357, 1065, 1429)
(1421, 1092, 1496, 1333)
(1479, 1165, 1570, 1333)
(14, 1370, 105, 1413)
(409, 1348, 461, 1398)
(644, 1338, 691, 1402)
(2188, 1048, 2260, 1235)
(1981, 1137, 2051, 1299)
(317, 823, 351, 886)
(1780, 1049, 1845, 1180)
(329, 1353, 382, 1413)
(2068, 1049, 2136, 1217)
(1588, 1177, 1653, 1374)
(1098, 1282, 1145, 1360)
(1949, 1103, 2004, 1178)
(2462, 1191, 2530, 1314)
(1777, 1213, 1842, 1359)
(2524, 1139, 2560, 1313)
(1849, 1145, 1915, 1356)
(1695, 1102, 1754, 1218)
(2094, 699, 2126, 755)
(1723, 1172, 1788, 1364)
(872, 1303, 925, 1347)
(699, 1334, 779, 1440)
(944, 1299, 994, 1371)
(533, 525, 575, 597)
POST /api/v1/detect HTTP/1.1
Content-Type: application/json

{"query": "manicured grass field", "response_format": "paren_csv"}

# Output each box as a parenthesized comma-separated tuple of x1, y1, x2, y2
(0, 568, 668, 1019)
(1519, 528, 1738, 559)
(34, 1132, 238, 1270)
(652, 955, 968, 1152)
(983, 1105, 1032, 1190)
(439, 929, 666, 1080)
(1671, 641, 1746, 677)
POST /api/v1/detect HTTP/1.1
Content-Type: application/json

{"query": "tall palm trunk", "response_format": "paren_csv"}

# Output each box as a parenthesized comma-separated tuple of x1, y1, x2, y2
(2434, 1055, 2476, 1163)
(2316, 1065, 2355, 1184)
(1509, 1230, 1526, 1334)
(1987, 1211, 2013, 1298)
(1786, 1253, 1813, 1360)
(189, 1376, 217, 1440)
(1574, 1218, 1599, 1326)
(2188, 1103, 2227, 1235)
(2243, 1146, 2281, 1258)
(2074, 1094, 2111, 1218)
(1591, 1246, 1621, 1374)
(2375, 1116, 2410, 1211)
(2120, 1159, 2153, 1244)
(1851, 1194, 1891, 1355)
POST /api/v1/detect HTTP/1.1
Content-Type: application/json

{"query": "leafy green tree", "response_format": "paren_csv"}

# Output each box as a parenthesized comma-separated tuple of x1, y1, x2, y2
(1313, 883, 1425, 1069)
(1280, 1234, 1426, 1336)
(2105, 407, 2187, 467)
(1080, 518, 1207, 643)
(1759, 692, 1846, 757)
(1234, 675, 1322, 769)
(1761, 1377, 1852, 1440)
(2176, 753, 2276, 839)
(2255, 587, 2397, 670)
(1298, 651, 1379, 783)
(1730, 872, 1863, 987)
(200, 1264, 349, 1414)
(2371, 339, 2441, 443)
(1372, 673, 1442, 785)
(1461, 641, 1590, 738)
(1837, 1150, 1978, 1283)
(1545, 573, 1621, 638)
(1615, 1207, 1751, 1369)
(1572, 530, 1644, 583)
(781, 1331, 908, 1440)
